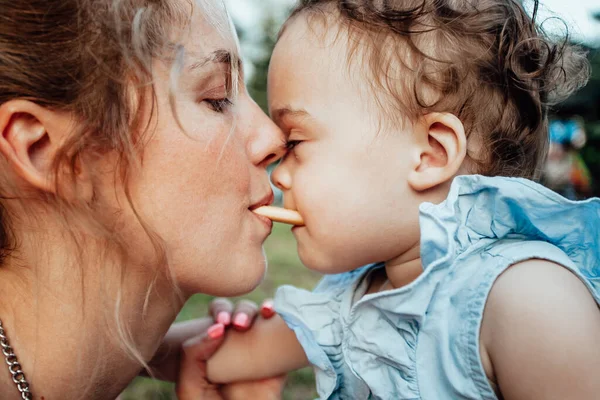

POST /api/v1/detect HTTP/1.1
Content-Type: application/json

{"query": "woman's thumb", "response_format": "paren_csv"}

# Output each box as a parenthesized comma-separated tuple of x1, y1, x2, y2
(176, 324, 225, 400)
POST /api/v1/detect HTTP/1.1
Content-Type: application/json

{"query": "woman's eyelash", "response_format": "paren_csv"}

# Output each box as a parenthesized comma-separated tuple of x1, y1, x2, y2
(285, 140, 301, 151)
(204, 98, 233, 113)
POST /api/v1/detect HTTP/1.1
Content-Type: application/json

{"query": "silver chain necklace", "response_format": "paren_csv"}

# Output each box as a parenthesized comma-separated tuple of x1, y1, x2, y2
(0, 319, 33, 399)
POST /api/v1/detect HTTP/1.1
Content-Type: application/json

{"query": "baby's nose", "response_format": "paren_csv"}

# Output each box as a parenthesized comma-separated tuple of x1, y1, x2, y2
(271, 161, 291, 191)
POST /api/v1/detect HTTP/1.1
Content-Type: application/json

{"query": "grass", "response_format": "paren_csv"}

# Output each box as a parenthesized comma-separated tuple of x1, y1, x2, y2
(120, 223, 321, 399)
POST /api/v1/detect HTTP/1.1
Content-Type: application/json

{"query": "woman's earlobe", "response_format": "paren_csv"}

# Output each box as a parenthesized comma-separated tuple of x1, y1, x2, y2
(0, 100, 72, 193)
(407, 113, 467, 192)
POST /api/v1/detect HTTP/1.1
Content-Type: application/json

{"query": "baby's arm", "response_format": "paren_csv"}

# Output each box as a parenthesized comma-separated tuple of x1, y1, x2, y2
(206, 314, 309, 384)
(481, 259, 600, 399)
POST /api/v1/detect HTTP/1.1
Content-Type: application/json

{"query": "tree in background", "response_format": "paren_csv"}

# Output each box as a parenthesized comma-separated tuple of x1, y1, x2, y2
(233, 5, 285, 113)
(246, 15, 280, 113)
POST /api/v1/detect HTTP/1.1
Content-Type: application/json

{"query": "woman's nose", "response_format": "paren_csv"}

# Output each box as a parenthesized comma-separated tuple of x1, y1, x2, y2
(245, 100, 287, 168)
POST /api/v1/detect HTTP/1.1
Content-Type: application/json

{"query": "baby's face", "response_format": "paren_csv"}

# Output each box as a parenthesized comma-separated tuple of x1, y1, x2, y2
(268, 16, 423, 273)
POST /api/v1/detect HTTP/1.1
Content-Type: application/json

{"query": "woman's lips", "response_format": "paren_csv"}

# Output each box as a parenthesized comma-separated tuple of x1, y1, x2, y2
(252, 210, 274, 230)
(249, 191, 275, 211)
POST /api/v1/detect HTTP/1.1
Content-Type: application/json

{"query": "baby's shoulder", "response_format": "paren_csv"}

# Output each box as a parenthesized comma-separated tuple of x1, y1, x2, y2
(449, 238, 599, 321)
(479, 258, 600, 398)
(482, 257, 598, 337)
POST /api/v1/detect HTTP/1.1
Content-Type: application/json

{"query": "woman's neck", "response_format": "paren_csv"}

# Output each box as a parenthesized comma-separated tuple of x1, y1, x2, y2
(0, 230, 183, 399)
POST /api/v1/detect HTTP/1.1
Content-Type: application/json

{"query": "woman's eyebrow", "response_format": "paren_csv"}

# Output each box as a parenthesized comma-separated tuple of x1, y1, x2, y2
(188, 49, 242, 72)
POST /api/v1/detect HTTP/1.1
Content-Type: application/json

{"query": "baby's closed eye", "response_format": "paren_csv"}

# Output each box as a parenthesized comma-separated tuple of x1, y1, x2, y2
(285, 139, 303, 151)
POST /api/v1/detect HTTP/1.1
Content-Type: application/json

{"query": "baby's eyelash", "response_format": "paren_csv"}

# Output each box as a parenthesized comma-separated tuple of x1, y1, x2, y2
(285, 140, 301, 151)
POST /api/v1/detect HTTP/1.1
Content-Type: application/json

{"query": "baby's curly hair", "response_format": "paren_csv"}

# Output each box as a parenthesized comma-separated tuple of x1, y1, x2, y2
(284, 0, 590, 179)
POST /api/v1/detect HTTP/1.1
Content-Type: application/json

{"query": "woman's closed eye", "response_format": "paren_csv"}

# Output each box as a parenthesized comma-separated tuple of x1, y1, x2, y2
(204, 97, 233, 113)
(200, 83, 234, 113)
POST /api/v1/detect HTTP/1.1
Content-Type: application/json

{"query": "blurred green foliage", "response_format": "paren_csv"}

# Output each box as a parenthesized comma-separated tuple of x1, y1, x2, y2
(245, 16, 280, 113)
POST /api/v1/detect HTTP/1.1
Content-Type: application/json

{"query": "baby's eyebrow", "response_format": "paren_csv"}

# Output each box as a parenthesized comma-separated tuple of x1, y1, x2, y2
(271, 107, 311, 126)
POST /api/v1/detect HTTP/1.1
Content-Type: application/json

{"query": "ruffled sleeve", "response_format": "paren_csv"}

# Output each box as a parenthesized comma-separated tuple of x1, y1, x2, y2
(419, 175, 600, 302)
(415, 175, 600, 399)
(274, 272, 355, 399)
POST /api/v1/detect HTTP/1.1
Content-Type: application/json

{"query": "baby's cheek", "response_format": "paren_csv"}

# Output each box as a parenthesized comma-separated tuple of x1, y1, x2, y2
(308, 215, 368, 268)
(297, 166, 345, 205)
(298, 170, 361, 229)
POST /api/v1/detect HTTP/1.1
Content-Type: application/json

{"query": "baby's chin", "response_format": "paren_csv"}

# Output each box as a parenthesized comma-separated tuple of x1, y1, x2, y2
(298, 247, 366, 275)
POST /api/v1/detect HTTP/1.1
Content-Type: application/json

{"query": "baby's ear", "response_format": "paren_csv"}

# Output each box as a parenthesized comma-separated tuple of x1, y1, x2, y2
(0, 100, 74, 193)
(407, 112, 467, 192)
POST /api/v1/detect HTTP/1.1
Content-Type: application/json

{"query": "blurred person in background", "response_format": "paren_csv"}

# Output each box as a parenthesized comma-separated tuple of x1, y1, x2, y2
(543, 116, 592, 199)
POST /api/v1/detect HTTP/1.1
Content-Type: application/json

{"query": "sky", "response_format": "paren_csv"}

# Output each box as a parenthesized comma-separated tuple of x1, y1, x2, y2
(535, 0, 600, 45)
(225, 0, 600, 46)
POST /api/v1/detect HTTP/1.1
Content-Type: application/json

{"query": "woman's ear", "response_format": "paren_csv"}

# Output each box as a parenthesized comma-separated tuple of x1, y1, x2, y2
(408, 112, 467, 192)
(0, 100, 75, 193)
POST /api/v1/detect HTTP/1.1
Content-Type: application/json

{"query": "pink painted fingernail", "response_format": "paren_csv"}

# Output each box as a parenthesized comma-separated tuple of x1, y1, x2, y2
(217, 311, 231, 326)
(233, 313, 250, 329)
(207, 323, 225, 339)
(261, 300, 275, 319)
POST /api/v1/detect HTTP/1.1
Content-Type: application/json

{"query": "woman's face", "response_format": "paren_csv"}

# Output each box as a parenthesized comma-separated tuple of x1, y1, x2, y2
(115, 4, 285, 297)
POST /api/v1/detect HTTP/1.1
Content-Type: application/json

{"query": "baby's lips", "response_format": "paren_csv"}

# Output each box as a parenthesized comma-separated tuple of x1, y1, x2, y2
(252, 206, 304, 226)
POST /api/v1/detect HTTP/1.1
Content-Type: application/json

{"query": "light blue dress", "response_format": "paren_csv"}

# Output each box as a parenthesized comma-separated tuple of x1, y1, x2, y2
(275, 175, 600, 400)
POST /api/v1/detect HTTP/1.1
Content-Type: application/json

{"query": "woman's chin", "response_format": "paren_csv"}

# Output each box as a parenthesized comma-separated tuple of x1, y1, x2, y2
(231, 261, 268, 295)
(195, 258, 267, 298)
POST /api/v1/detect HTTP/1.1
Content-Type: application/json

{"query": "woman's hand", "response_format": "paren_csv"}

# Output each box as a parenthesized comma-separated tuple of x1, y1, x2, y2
(175, 298, 285, 400)
(175, 320, 286, 400)
(145, 298, 276, 382)
(142, 297, 284, 399)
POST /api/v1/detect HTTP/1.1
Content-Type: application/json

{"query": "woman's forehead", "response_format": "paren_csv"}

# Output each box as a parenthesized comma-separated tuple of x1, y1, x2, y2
(184, 0, 240, 58)
(170, 0, 242, 93)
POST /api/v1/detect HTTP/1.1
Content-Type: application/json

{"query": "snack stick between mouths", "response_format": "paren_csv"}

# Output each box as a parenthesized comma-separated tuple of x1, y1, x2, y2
(253, 206, 304, 226)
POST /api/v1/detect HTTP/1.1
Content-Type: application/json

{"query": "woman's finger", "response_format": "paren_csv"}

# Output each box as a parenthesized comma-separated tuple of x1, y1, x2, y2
(220, 375, 287, 400)
(209, 298, 234, 326)
(176, 326, 226, 400)
(260, 299, 276, 319)
(231, 299, 259, 331)
(145, 317, 215, 382)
